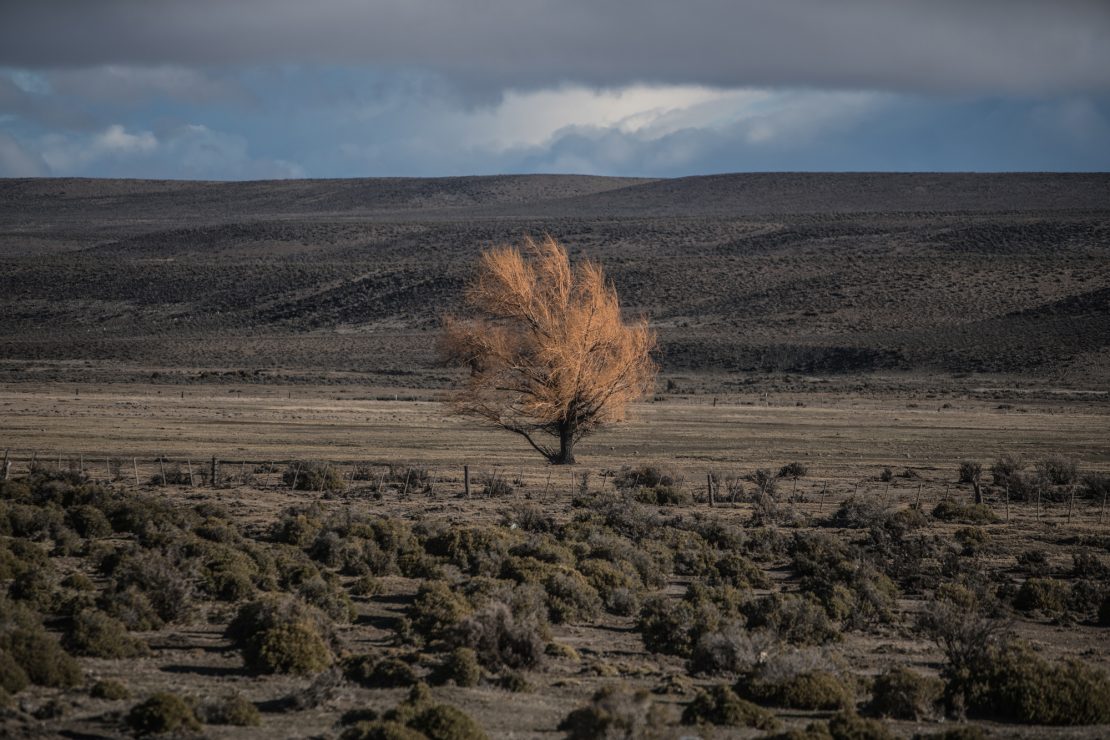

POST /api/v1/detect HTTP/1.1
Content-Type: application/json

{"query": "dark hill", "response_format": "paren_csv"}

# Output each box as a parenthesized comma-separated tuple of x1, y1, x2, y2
(1, 173, 1107, 390)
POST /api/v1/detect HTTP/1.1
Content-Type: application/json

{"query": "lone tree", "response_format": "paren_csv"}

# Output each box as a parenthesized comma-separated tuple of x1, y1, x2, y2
(441, 235, 657, 464)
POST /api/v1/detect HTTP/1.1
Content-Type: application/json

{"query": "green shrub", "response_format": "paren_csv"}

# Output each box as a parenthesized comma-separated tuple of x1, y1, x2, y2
(126, 692, 200, 736)
(425, 526, 512, 577)
(743, 671, 854, 710)
(681, 684, 779, 729)
(0, 650, 29, 695)
(449, 602, 546, 671)
(107, 550, 193, 624)
(203, 693, 261, 726)
(746, 594, 839, 646)
(931, 501, 999, 524)
(91, 679, 130, 700)
(710, 552, 770, 589)
(1015, 549, 1050, 576)
(779, 462, 808, 479)
(227, 596, 335, 675)
(67, 505, 112, 538)
(826, 710, 894, 740)
(577, 558, 643, 615)
(340, 721, 426, 740)
(1013, 578, 1070, 616)
(541, 568, 601, 624)
(433, 647, 481, 687)
(409, 705, 488, 740)
(350, 574, 383, 597)
(1038, 456, 1078, 486)
(409, 580, 472, 643)
(8, 568, 57, 610)
(957, 461, 982, 484)
(559, 685, 667, 740)
(65, 609, 148, 658)
(272, 510, 324, 546)
(867, 667, 942, 720)
(954, 641, 1110, 725)
(345, 654, 418, 688)
(0, 626, 81, 688)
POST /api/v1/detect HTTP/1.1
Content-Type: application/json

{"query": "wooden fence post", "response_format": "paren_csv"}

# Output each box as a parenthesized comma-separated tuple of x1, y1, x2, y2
(290, 463, 301, 491)
(1067, 485, 1076, 524)
(1005, 483, 1010, 523)
(1, 449, 8, 481)
(186, 459, 195, 487)
(401, 469, 411, 497)
(210, 457, 219, 488)
(464, 465, 470, 498)
(133, 457, 140, 486)
(707, 473, 715, 507)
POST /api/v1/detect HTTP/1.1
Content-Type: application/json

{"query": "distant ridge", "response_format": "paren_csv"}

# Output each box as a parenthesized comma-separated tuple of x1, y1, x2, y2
(1, 173, 1106, 223)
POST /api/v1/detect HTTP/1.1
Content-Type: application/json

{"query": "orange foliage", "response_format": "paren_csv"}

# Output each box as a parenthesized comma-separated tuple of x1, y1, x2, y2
(441, 235, 657, 463)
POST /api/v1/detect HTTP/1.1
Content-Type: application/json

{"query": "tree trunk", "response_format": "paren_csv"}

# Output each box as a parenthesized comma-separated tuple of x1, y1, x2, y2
(553, 421, 577, 465)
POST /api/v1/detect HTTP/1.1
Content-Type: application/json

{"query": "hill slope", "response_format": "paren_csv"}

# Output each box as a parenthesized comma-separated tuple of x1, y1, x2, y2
(1, 173, 1107, 389)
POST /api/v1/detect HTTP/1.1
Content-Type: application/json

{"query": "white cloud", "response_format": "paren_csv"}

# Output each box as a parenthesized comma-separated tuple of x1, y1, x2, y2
(34, 122, 304, 179)
(0, 131, 47, 176)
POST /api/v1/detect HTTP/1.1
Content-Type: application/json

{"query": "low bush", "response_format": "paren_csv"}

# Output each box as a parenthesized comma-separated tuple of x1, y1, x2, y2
(688, 624, 773, 676)
(826, 710, 894, 740)
(541, 568, 602, 624)
(409, 704, 488, 740)
(1013, 578, 1070, 616)
(0, 650, 29, 695)
(340, 721, 426, 740)
(931, 500, 999, 525)
(953, 640, 1110, 725)
(66, 505, 112, 539)
(344, 654, 418, 688)
(990, 454, 1024, 486)
(90, 679, 130, 700)
(867, 667, 942, 720)
(1038, 456, 1078, 486)
(272, 509, 324, 546)
(746, 594, 840, 647)
(0, 626, 82, 688)
(432, 646, 481, 687)
(778, 462, 808, 479)
(957, 461, 982, 484)
(226, 596, 335, 675)
(202, 693, 261, 726)
(742, 670, 854, 710)
(1015, 549, 1050, 576)
(126, 692, 200, 736)
(559, 685, 668, 740)
(65, 609, 148, 658)
(449, 601, 546, 671)
(408, 580, 472, 643)
(681, 684, 779, 729)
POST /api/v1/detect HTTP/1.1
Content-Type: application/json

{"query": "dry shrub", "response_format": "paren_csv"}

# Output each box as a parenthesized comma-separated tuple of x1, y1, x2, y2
(126, 692, 200, 736)
(931, 500, 999, 525)
(0, 625, 82, 688)
(1013, 578, 1069, 617)
(681, 684, 779, 729)
(65, 608, 148, 658)
(867, 667, 942, 720)
(559, 685, 670, 740)
(957, 461, 982, 484)
(746, 594, 840, 646)
(742, 670, 855, 711)
(449, 601, 546, 671)
(201, 693, 261, 726)
(1038, 456, 1078, 486)
(226, 596, 335, 675)
(90, 679, 130, 700)
(407, 580, 472, 643)
(688, 624, 774, 676)
(344, 654, 418, 688)
(424, 526, 512, 577)
(408, 704, 488, 740)
(432, 646, 481, 687)
(540, 567, 602, 624)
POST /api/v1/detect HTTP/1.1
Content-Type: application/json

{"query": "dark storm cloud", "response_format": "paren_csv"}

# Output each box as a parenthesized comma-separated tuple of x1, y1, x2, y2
(2, 0, 1108, 95)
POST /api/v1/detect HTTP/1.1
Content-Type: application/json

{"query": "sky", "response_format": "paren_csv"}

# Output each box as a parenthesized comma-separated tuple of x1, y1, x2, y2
(1, 0, 1108, 179)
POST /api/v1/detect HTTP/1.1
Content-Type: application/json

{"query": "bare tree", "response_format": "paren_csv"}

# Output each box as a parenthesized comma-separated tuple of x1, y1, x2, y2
(441, 235, 657, 464)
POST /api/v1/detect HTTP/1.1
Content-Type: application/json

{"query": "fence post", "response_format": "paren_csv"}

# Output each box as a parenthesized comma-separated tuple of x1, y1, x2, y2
(707, 473, 715, 507)
(133, 457, 140, 486)
(290, 463, 302, 491)
(464, 465, 470, 498)
(158, 456, 167, 486)
(1005, 483, 1010, 523)
(1, 449, 8, 481)
(211, 457, 219, 488)
(186, 459, 195, 487)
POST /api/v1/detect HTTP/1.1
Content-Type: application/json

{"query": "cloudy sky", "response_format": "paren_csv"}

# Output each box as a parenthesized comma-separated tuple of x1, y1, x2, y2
(1, 0, 1108, 179)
